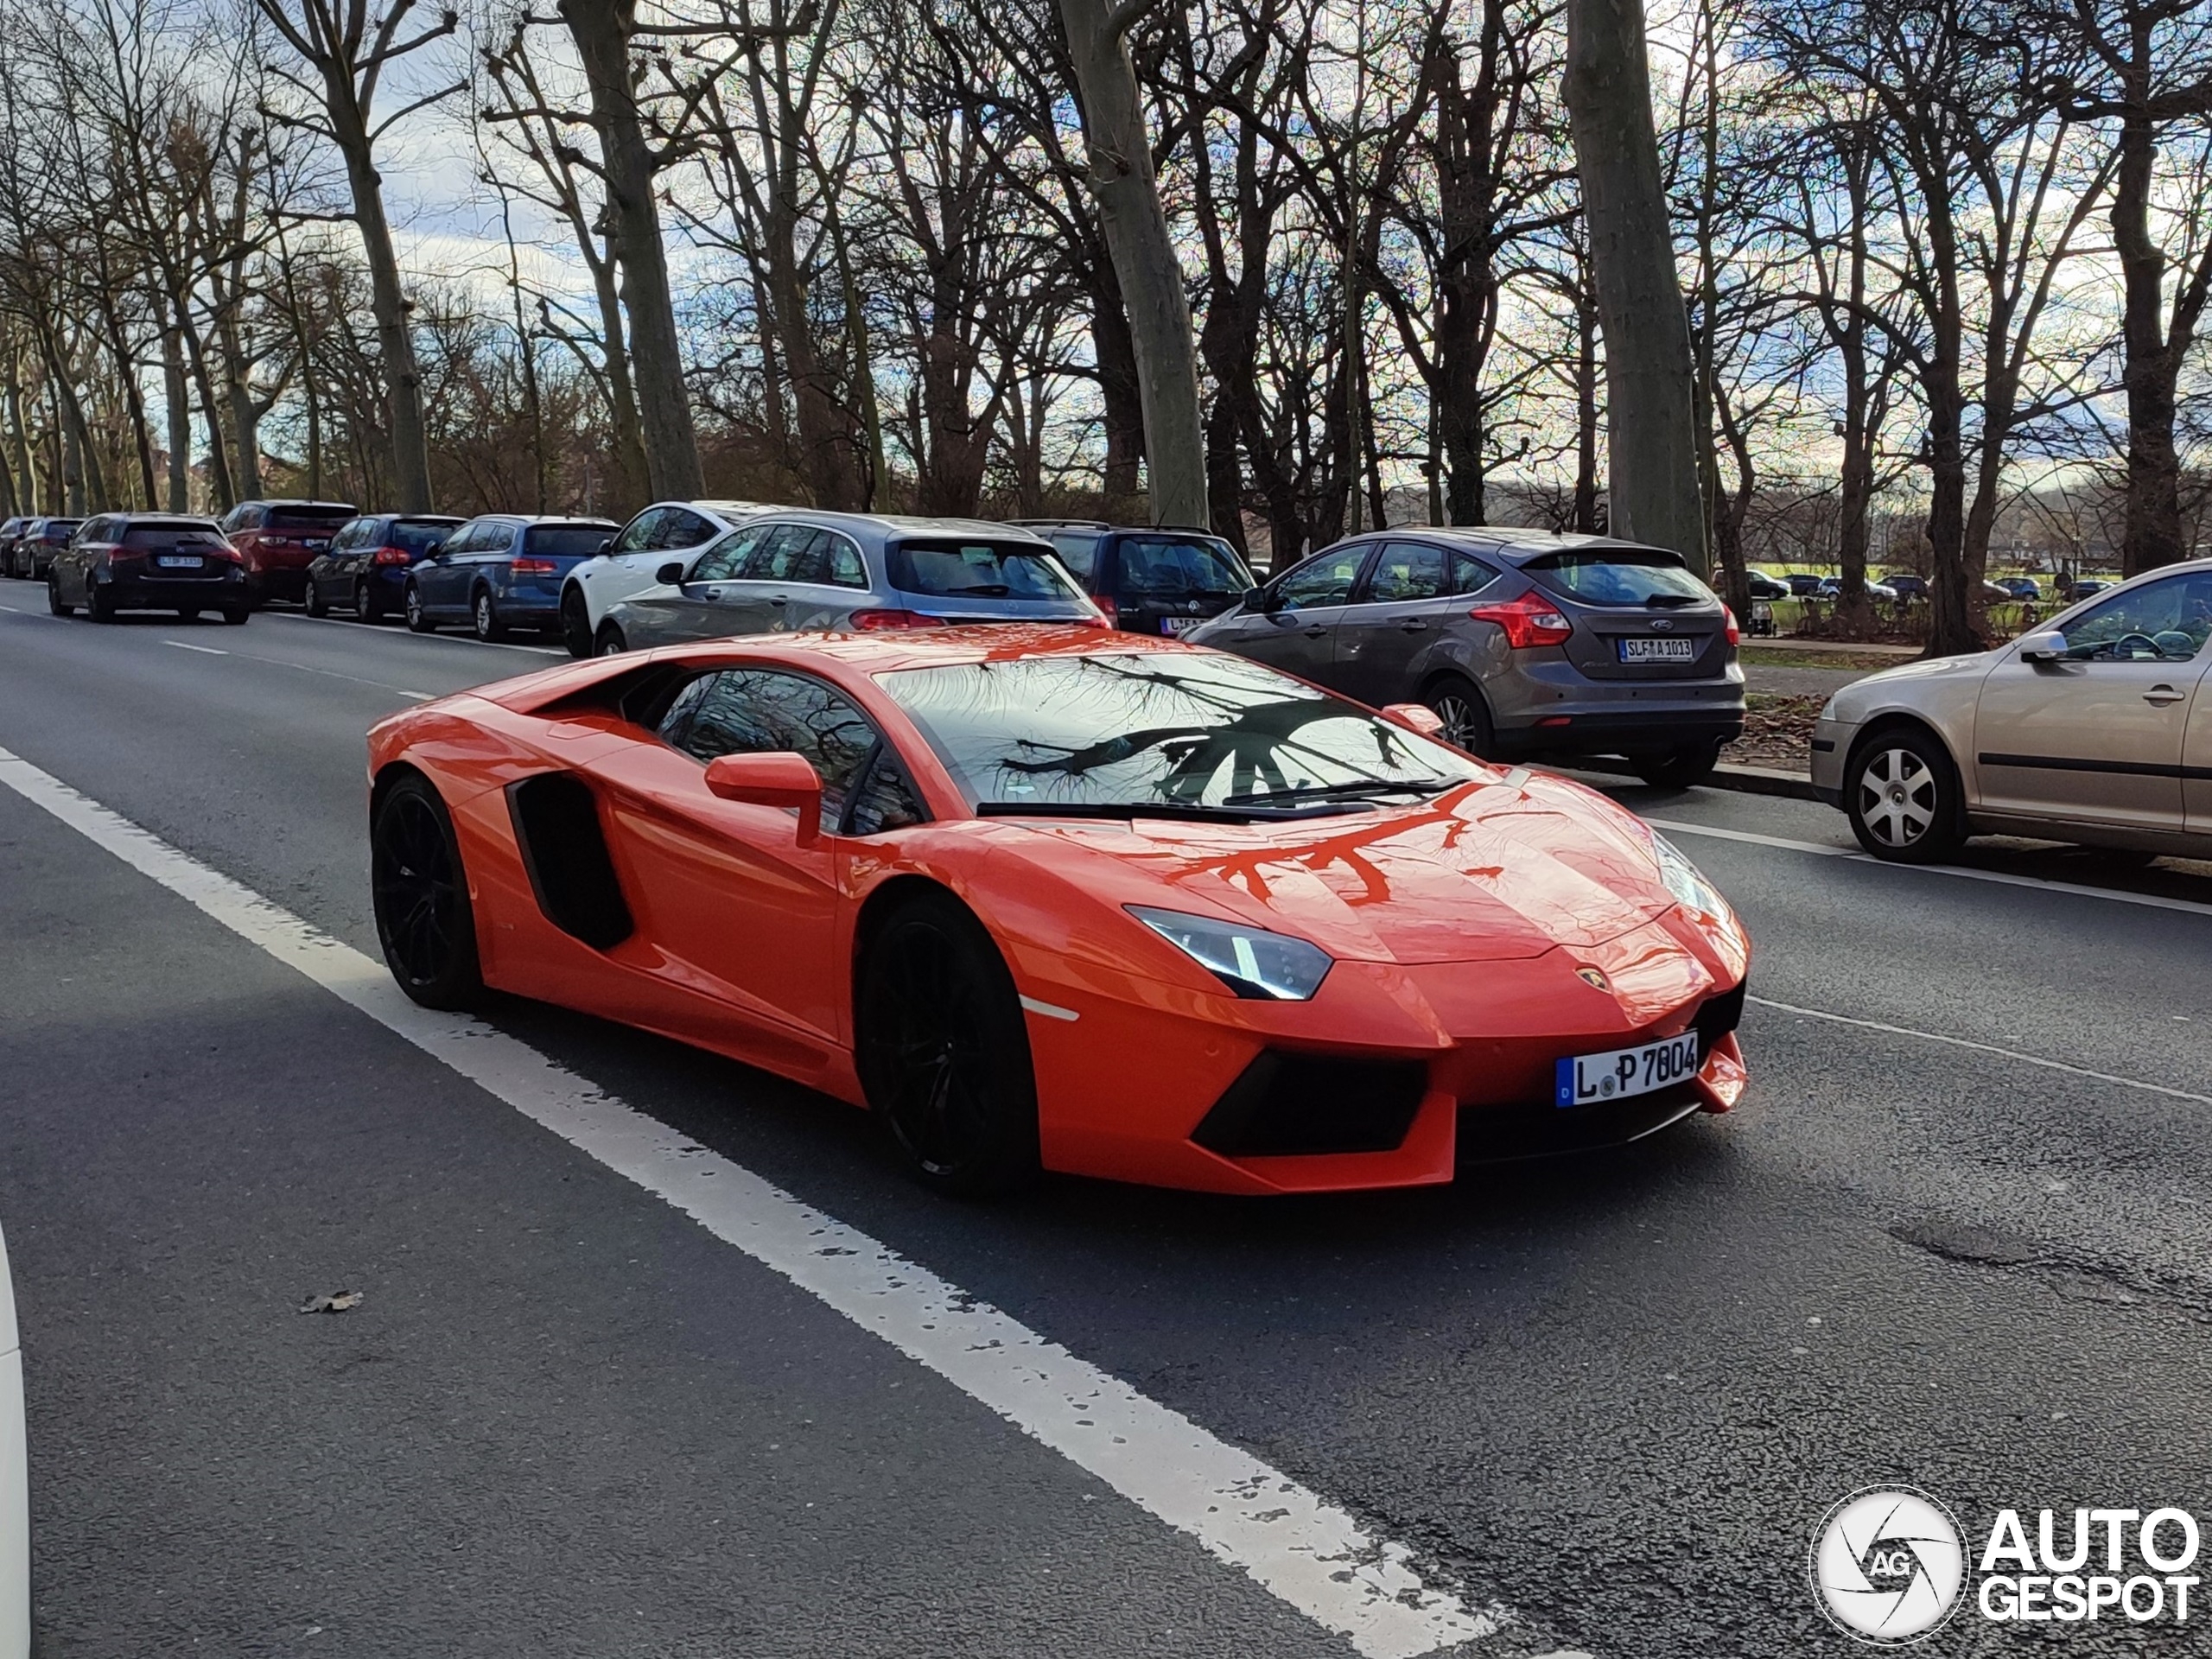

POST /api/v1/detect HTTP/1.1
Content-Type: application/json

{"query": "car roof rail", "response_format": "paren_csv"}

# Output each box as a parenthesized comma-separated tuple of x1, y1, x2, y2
(1005, 518, 1110, 529)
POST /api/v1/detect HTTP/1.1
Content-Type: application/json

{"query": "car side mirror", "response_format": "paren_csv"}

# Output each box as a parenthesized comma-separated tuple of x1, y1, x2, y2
(2017, 629, 2069, 664)
(598, 537, 613, 554)
(1380, 702, 1446, 738)
(1243, 585, 1274, 612)
(703, 751, 822, 843)
(657, 560, 687, 585)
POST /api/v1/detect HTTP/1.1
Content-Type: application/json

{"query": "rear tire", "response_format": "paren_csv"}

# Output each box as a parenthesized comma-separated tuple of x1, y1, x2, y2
(1423, 673, 1495, 757)
(46, 574, 70, 616)
(1632, 739, 1726, 789)
(404, 582, 435, 632)
(594, 620, 628, 657)
(472, 588, 505, 641)
(221, 606, 249, 626)
(1846, 727, 1964, 863)
(371, 773, 484, 1010)
(559, 585, 593, 658)
(355, 580, 382, 623)
(302, 579, 328, 618)
(85, 581, 113, 623)
(857, 893, 1040, 1199)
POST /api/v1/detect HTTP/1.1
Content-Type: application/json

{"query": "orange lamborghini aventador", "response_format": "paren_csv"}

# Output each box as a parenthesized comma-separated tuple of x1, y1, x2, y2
(366, 626, 1750, 1197)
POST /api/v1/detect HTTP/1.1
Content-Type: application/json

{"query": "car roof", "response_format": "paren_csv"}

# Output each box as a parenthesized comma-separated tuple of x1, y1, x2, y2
(240, 499, 358, 511)
(465, 513, 619, 527)
(1332, 526, 1680, 566)
(742, 510, 1053, 545)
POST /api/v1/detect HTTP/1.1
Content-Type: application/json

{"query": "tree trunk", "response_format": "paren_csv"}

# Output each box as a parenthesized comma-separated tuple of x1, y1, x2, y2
(2113, 99, 2189, 577)
(1091, 268, 1146, 506)
(325, 109, 433, 511)
(1057, 0, 1208, 529)
(1573, 274, 1600, 531)
(561, 0, 704, 503)
(163, 327, 192, 511)
(1563, 0, 1705, 565)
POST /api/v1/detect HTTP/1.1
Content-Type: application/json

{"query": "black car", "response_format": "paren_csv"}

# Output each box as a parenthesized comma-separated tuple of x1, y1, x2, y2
(303, 513, 467, 622)
(1745, 569, 1789, 601)
(1785, 572, 1826, 597)
(1883, 573, 1928, 599)
(46, 513, 247, 623)
(10, 517, 84, 581)
(0, 518, 24, 576)
(1013, 520, 1255, 638)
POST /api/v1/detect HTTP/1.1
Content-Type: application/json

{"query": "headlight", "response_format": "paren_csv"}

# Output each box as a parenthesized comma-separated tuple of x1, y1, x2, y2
(1651, 834, 1732, 922)
(1817, 696, 1838, 721)
(1127, 906, 1332, 1001)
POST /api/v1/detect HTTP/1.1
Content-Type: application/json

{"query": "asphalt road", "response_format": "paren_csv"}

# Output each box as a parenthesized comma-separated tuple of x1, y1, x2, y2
(3, 596, 2209, 1658)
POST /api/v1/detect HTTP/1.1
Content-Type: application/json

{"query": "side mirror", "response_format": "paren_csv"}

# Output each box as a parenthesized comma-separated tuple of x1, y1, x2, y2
(2016, 629, 2069, 664)
(1242, 585, 1274, 613)
(703, 751, 822, 843)
(656, 560, 687, 585)
(1380, 702, 1446, 738)
(598, 537, 613, 555)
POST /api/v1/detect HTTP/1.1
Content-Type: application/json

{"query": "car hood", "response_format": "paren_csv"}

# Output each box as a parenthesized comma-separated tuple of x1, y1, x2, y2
(988, 770, 1678, 963)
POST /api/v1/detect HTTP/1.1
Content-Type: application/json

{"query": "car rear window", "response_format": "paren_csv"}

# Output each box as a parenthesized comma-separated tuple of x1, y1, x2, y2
(123, 524, 225, 549)
(42, 522, 80, 540)
(391, 520, 461, 554)
(887, 539, 1084, 601)
(524, 524, 612, 558)
(1046, 533, 1100, 581)
(1115, 537, 1251, 600)
(1524, 549, 1716, 608)
(269, 506, 355, 530)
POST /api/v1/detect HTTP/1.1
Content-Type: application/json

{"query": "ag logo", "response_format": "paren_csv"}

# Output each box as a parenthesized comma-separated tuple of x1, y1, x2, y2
(1809, 1487, 1967, 1645)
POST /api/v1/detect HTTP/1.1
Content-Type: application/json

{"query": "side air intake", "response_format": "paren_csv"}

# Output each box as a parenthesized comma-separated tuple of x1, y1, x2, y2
(1192, 1052, 1427, 1157)
(505, 772, 633, 950)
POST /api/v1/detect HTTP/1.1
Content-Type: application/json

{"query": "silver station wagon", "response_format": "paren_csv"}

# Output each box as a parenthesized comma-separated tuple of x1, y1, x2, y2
(1189, 527, 1746, 785)
(592, 512, 1103, 652)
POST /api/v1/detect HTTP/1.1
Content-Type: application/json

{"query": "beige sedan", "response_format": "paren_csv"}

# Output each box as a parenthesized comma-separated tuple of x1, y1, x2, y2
(1810, 560, 2212, 861)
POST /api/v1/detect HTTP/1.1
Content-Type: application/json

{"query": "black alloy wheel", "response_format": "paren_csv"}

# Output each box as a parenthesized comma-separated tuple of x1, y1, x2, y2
(559, 586, 594, 658)
(857, 894, 1039, 1198)
(355, 580, 381, 622)
(45, 572, 70, 616)
(594, 620, 627, 657)
(1424, 673, 1494, 757)
(473, 588, 505, 641)
(404, 582, 435, 632)
(302, 578, 328, 618)
(1846, 727, 1964, 863)
(371, 775, 483, 1009)
(1633, 739, 1726, 789)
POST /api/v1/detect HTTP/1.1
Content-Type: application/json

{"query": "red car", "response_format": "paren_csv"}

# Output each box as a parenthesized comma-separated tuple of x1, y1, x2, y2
(366, 627, 1749, 1197)
(219, 499, 358, 605)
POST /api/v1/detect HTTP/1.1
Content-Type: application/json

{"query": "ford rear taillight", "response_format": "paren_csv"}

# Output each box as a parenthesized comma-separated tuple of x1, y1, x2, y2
(1468, 590, 1573, 648)
(1723, 605, 1740, 646)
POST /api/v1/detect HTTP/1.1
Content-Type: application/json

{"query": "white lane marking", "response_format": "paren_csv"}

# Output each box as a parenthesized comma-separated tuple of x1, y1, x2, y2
(0, 745, 1501, 1659)
(1748, 995, 2212, 1106)
(162, 640, 228, 656)
(156, 637, 429, 700)
(0, 603, 17, 613)
(261, 609, 566, 657)
(1648, 817, 2212, 919)
(1019, 995, 1081, 1022)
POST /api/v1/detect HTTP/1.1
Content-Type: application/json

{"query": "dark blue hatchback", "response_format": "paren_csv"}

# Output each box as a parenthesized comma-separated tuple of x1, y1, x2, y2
(303, 514, 467, 623)
(401, 515, 618, 640)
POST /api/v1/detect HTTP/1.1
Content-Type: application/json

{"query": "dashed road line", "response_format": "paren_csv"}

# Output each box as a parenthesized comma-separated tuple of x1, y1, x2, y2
(0, 742, 1532, 1659)
(260, 609, 566, 657)
(162, 640, 227, 656)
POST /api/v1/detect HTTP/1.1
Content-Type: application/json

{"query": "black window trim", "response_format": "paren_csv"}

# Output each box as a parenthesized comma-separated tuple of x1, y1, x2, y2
(1269, 538, 1382, 608)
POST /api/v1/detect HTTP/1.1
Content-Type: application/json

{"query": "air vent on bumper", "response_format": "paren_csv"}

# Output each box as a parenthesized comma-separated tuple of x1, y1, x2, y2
(1192, 1052, 1427, 1158)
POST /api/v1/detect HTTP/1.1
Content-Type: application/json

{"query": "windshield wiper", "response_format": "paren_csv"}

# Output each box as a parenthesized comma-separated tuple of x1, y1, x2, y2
(1643, 594, 1703, 608)
(975, 798, 1363, 823)
(1221, 776, 1455, 806)
(947, 582, 1012, 596)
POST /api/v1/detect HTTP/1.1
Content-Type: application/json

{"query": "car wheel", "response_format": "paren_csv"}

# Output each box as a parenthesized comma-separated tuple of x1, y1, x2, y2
(404, 582, 435, 632)
(1846, 728, 1964, 863)
(176, 607, 199, 621)
(857, 893, 1040, 1199)
(559, 585, 593, 658)
(45, 573, 70, 617)
(302, 578, 328, 618)
(473, 588, 505, 641)
(85, 581, 113, 623)
(355, 580, 381, 623)
(1632, 739, 1726, 789)
(594, 620, 627, 657)
(221, 606, 249, 626)
(371, 773, 483, 1010)
(1424, 674, 1495, 757)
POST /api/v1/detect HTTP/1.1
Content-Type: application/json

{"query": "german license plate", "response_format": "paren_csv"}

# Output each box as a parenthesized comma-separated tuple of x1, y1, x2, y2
(156, 555, 201, 569)
(1161, 615, 1203, 635)
(1554, 1032, 1700, 1108)
(1619, 636, 1696, 664)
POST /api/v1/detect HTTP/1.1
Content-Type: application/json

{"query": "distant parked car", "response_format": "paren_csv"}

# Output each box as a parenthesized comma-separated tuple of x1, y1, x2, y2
(1883, 574, 1928, 600)
(302, 513, 466, 623)
(1189, 527, 1745, 787)
(46, 513, 246, 624)
(0, 519, 25, 578)
(403, 515, 619, 639)
(558, 499, 775, 657)
(1013, 519, 1256, 638)
(1996, 576, 2042, 600)
(1785, 572, 1827, 597)
(596, 512, 1105, 653)
(2059, 577, 2111, 601)
(1745, 569, 1789, 601)
(10, 518, 83, 581)
(1817, 575, 1898, 601)
(218, 499, 358, 606)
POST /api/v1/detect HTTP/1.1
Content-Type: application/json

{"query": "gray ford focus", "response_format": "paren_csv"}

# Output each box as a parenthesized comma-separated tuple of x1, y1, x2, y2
(1187, 527, 1745, 785)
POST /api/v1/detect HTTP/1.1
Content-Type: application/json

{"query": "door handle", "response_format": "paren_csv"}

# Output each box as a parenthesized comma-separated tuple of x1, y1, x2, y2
(1398, 620, 1429, 632)
(770, 595, 787, 606)
(1301, 625, 1326, 638)
(2145, 685, 2186, 705)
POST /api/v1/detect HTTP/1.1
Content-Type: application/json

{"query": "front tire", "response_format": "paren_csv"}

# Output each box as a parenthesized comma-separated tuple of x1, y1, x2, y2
(559, 585, 593, 658)
(857, 893, 1040, 1198)
(1424, 673, 1495, 757)
(221, 606, 249, 626)
(371, 774, 484, 1010)
(404, 582, 435, 632)
(302, 578, 328, 618)
(1632, 739, 1726, 789)
(594, 620, 628, 657)
(46, 574, 70, 616)
(1846, 728, 1964, 863)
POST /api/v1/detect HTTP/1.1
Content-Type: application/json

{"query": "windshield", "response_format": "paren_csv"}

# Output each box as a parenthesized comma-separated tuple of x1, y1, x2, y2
(876, 651, 1481, 816)
(524, 524, 612, 558)
(1527, 549, 1715, 608)
(887, 539, 1085, 601)
(1116, 537, 1252, 600)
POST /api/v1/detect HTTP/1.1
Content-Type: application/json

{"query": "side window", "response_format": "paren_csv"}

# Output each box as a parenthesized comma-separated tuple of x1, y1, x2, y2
(824, 533, 867, 588)
(667, 669, 885, 827)
(2058, 575, 2212, 661)
(1273, 546, 1370, 611)
(439, 524, 475, 556)
(777, 528, 833, 583)
(846, 745, 927, 835)
(613, 508, 664, 554)
(1451, 552, 1501, 595)
(739, 525, 811, 581)
(689, 526, 761, 583)
(1363, 542, 1448, 604)
(655, 510, 713, 551)
(1047, 533, 1099, 582)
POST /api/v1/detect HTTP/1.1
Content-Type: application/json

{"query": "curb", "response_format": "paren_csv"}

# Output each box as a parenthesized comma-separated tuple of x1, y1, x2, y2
(1561, 757, 1825, 803)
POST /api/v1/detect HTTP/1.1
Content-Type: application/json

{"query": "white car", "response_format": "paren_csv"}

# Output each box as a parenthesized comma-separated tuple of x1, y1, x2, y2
(0, 1220, 25, 1659)
(556, 499, 776, 657)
